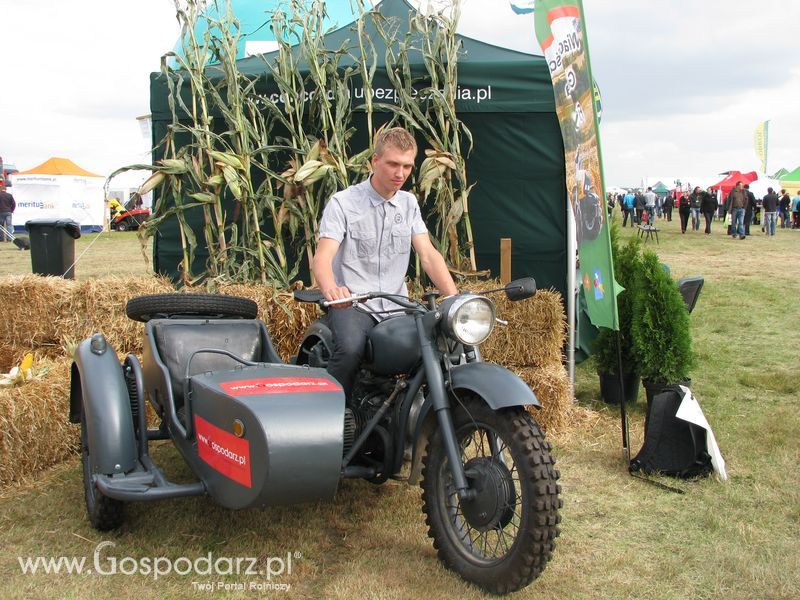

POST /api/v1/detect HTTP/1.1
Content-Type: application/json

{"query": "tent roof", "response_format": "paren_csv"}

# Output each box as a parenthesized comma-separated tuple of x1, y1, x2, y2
(651, 181, 670, 193)
(772, 167, 789, 179)
(780, 166, 800, 182)
(16, 157, 101, 177)
(156, 0, 554, 117)
(710, 170, 758, 192)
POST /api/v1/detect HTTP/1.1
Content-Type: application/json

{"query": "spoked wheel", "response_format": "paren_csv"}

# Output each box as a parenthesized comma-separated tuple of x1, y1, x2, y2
(421, 397, 561, 595)
(81, 407, 125, 531)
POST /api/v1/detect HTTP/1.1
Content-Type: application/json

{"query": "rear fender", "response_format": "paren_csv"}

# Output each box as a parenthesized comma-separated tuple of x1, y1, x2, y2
(71, 334, 137, 475)
(295, 320, 332, 366)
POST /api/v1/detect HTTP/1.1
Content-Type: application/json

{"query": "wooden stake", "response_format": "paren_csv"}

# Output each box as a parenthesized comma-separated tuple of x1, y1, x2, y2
(500, 237, 512, 284)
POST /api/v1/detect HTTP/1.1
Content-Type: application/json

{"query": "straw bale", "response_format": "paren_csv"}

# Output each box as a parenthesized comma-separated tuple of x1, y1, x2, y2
(481, 288, 566, 369)
(0, 357, 77, 487)
(0, 275, 173, 370)
(66, 276, 173, 357)
(0, 275, 76, 369)
(513, 364, 574, 434)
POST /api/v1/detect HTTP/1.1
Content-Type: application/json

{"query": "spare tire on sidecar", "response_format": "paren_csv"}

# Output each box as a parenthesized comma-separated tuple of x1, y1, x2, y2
(69, 293, 346, 530)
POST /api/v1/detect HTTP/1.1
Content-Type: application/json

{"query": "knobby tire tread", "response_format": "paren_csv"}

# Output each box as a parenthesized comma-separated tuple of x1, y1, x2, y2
(125, 293, 258, 322)
(420, 399, 562, 595)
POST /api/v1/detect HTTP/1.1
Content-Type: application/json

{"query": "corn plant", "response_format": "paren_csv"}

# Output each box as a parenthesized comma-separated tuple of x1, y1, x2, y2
(372, 0, 479, 275)
(121, 0, 479, 289)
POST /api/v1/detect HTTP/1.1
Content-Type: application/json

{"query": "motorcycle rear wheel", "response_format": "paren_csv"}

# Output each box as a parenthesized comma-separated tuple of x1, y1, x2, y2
(421, 397, 561, 594)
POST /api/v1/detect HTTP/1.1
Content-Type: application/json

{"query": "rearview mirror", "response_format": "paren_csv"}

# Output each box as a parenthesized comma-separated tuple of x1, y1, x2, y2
(504, 277, 537, 301)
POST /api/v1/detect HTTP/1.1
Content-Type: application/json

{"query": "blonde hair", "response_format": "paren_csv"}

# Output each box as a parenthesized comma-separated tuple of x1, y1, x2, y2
(374, 127, 417, 156)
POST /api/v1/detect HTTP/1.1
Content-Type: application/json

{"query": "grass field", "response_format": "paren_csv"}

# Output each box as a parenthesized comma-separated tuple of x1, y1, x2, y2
(1, 218, 799, 599)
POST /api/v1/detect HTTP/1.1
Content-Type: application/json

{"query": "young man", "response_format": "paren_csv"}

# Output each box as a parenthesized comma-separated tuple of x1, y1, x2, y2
(643, 186, 657, 222)
(312, 127, 458, 397)
(761, 187, 779, 237)
(727, 182, 747, 239)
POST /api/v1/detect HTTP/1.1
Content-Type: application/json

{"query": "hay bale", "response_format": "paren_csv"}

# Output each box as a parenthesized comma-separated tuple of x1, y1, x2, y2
(0, 275, 173, 370)
(514, 364, 574, 433)
(66, 276, 173, 356)
(480, 288, 566, 368)
(0, 357, 77, 487)
(0, 275, 75, 369)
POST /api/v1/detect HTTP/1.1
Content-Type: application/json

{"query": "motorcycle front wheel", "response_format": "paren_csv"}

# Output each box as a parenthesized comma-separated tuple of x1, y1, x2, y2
(421, 397, 561, 594)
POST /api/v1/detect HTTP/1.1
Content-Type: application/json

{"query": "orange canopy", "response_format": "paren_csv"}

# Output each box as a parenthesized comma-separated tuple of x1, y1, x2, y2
(16, 157, 101, 178)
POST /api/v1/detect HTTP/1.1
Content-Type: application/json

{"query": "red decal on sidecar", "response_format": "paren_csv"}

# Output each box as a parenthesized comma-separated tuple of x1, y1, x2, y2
(194, 415, 252, 488)
(220, 377, 342, 396)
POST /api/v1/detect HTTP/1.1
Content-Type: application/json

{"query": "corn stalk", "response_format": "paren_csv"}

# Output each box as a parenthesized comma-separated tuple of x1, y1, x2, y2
(373, 0, 478, 275)
(118, 0, 478, 289)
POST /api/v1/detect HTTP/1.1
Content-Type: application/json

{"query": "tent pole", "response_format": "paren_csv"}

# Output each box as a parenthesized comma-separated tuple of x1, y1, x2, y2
(567, 201, 576, 390)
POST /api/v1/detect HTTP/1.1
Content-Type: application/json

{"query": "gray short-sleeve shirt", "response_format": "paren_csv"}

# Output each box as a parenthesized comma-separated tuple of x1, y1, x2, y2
(318, 177, 428, 316)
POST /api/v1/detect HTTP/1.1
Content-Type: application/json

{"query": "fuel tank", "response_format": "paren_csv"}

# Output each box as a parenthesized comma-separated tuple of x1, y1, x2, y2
(364, 314, 421, 375)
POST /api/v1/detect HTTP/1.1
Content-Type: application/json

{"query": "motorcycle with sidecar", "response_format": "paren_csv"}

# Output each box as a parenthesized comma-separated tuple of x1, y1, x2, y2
(69, 279, 561, 594)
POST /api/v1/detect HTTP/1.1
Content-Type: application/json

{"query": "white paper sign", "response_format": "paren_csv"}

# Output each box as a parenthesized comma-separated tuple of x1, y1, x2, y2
(675, 385, 727, 481)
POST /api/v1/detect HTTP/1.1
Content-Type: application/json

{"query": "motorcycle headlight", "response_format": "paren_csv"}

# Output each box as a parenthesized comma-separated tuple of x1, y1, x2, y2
(444, 295, 496, 346)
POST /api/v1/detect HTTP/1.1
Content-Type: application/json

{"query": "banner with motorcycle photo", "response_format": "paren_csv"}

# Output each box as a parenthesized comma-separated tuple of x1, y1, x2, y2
(533, 0, 620, 330)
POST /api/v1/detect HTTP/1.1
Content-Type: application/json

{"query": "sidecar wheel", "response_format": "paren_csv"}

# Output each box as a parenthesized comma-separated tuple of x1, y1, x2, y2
(421, 397, 561, 594)
(81, 407, 125, 531)
(125, 293, 258, 322)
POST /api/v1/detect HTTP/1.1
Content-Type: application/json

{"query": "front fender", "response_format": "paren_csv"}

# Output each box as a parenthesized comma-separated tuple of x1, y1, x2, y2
(448, 362, 541, 409)
(407, 361, 540, 484)
(71, 334, 137, 475)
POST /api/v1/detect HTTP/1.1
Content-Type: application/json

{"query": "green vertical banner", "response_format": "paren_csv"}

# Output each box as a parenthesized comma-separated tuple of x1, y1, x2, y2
(534, 0, 620, 330)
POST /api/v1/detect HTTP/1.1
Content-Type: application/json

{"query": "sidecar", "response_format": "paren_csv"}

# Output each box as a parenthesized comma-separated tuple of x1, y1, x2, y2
(68, 294, 346, 530)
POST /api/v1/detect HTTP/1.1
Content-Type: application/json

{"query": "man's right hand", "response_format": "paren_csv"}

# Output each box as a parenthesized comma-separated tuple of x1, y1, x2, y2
(323, 285, 352, 306)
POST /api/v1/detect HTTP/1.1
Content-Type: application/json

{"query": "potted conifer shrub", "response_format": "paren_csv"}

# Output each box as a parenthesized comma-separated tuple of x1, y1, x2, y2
(593, 231, 643, 405)
(630, 248, 695, 412)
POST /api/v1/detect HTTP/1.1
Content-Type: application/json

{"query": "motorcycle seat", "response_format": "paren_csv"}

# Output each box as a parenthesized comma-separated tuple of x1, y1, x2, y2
(151, 319, 282, 405)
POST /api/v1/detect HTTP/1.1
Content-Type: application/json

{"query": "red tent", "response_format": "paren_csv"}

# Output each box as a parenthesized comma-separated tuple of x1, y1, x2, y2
(710, 171, 758, 195)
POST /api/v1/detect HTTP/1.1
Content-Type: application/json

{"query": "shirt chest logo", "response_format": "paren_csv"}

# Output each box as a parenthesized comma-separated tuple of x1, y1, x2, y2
(394, 214, 403, 224)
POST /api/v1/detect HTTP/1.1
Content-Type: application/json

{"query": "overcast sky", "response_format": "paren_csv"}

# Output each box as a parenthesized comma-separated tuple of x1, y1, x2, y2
(3, 0, 798, 188)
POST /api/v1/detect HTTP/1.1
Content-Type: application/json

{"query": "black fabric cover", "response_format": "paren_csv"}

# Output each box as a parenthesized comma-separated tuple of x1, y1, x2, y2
(630, 385, 712, 479)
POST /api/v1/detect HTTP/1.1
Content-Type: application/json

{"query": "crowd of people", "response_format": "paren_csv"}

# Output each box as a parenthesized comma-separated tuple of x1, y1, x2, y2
(608, 185, 800, 239)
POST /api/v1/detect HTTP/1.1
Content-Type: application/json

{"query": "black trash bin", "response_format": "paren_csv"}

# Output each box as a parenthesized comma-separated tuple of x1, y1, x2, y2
(25, 219, 82, 278)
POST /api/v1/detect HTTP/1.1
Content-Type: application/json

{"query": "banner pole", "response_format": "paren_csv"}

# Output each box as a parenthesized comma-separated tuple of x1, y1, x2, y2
(615, 330, 630, 462)
(567, 202, 576, 387)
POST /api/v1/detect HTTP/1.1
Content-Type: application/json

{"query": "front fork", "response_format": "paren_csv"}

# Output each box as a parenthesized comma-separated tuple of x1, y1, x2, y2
(415, 312, 476, 502)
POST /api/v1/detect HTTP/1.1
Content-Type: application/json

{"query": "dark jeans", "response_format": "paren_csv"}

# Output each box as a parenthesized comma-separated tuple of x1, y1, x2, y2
(679, 209, 690, 232)
(664, 207, 672, 222)
(326, 306, 376, 398)
(703, 211, 714, 233)
(622, 208, 632, 227)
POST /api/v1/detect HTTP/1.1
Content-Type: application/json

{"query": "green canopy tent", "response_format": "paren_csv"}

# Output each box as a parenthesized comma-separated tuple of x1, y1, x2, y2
(779, 165, 800, 195)
(149, 0, 568, 298)
(651, 181, 670, 195)
(779, 165, 800, 182)
(772, 167, 789, 179)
